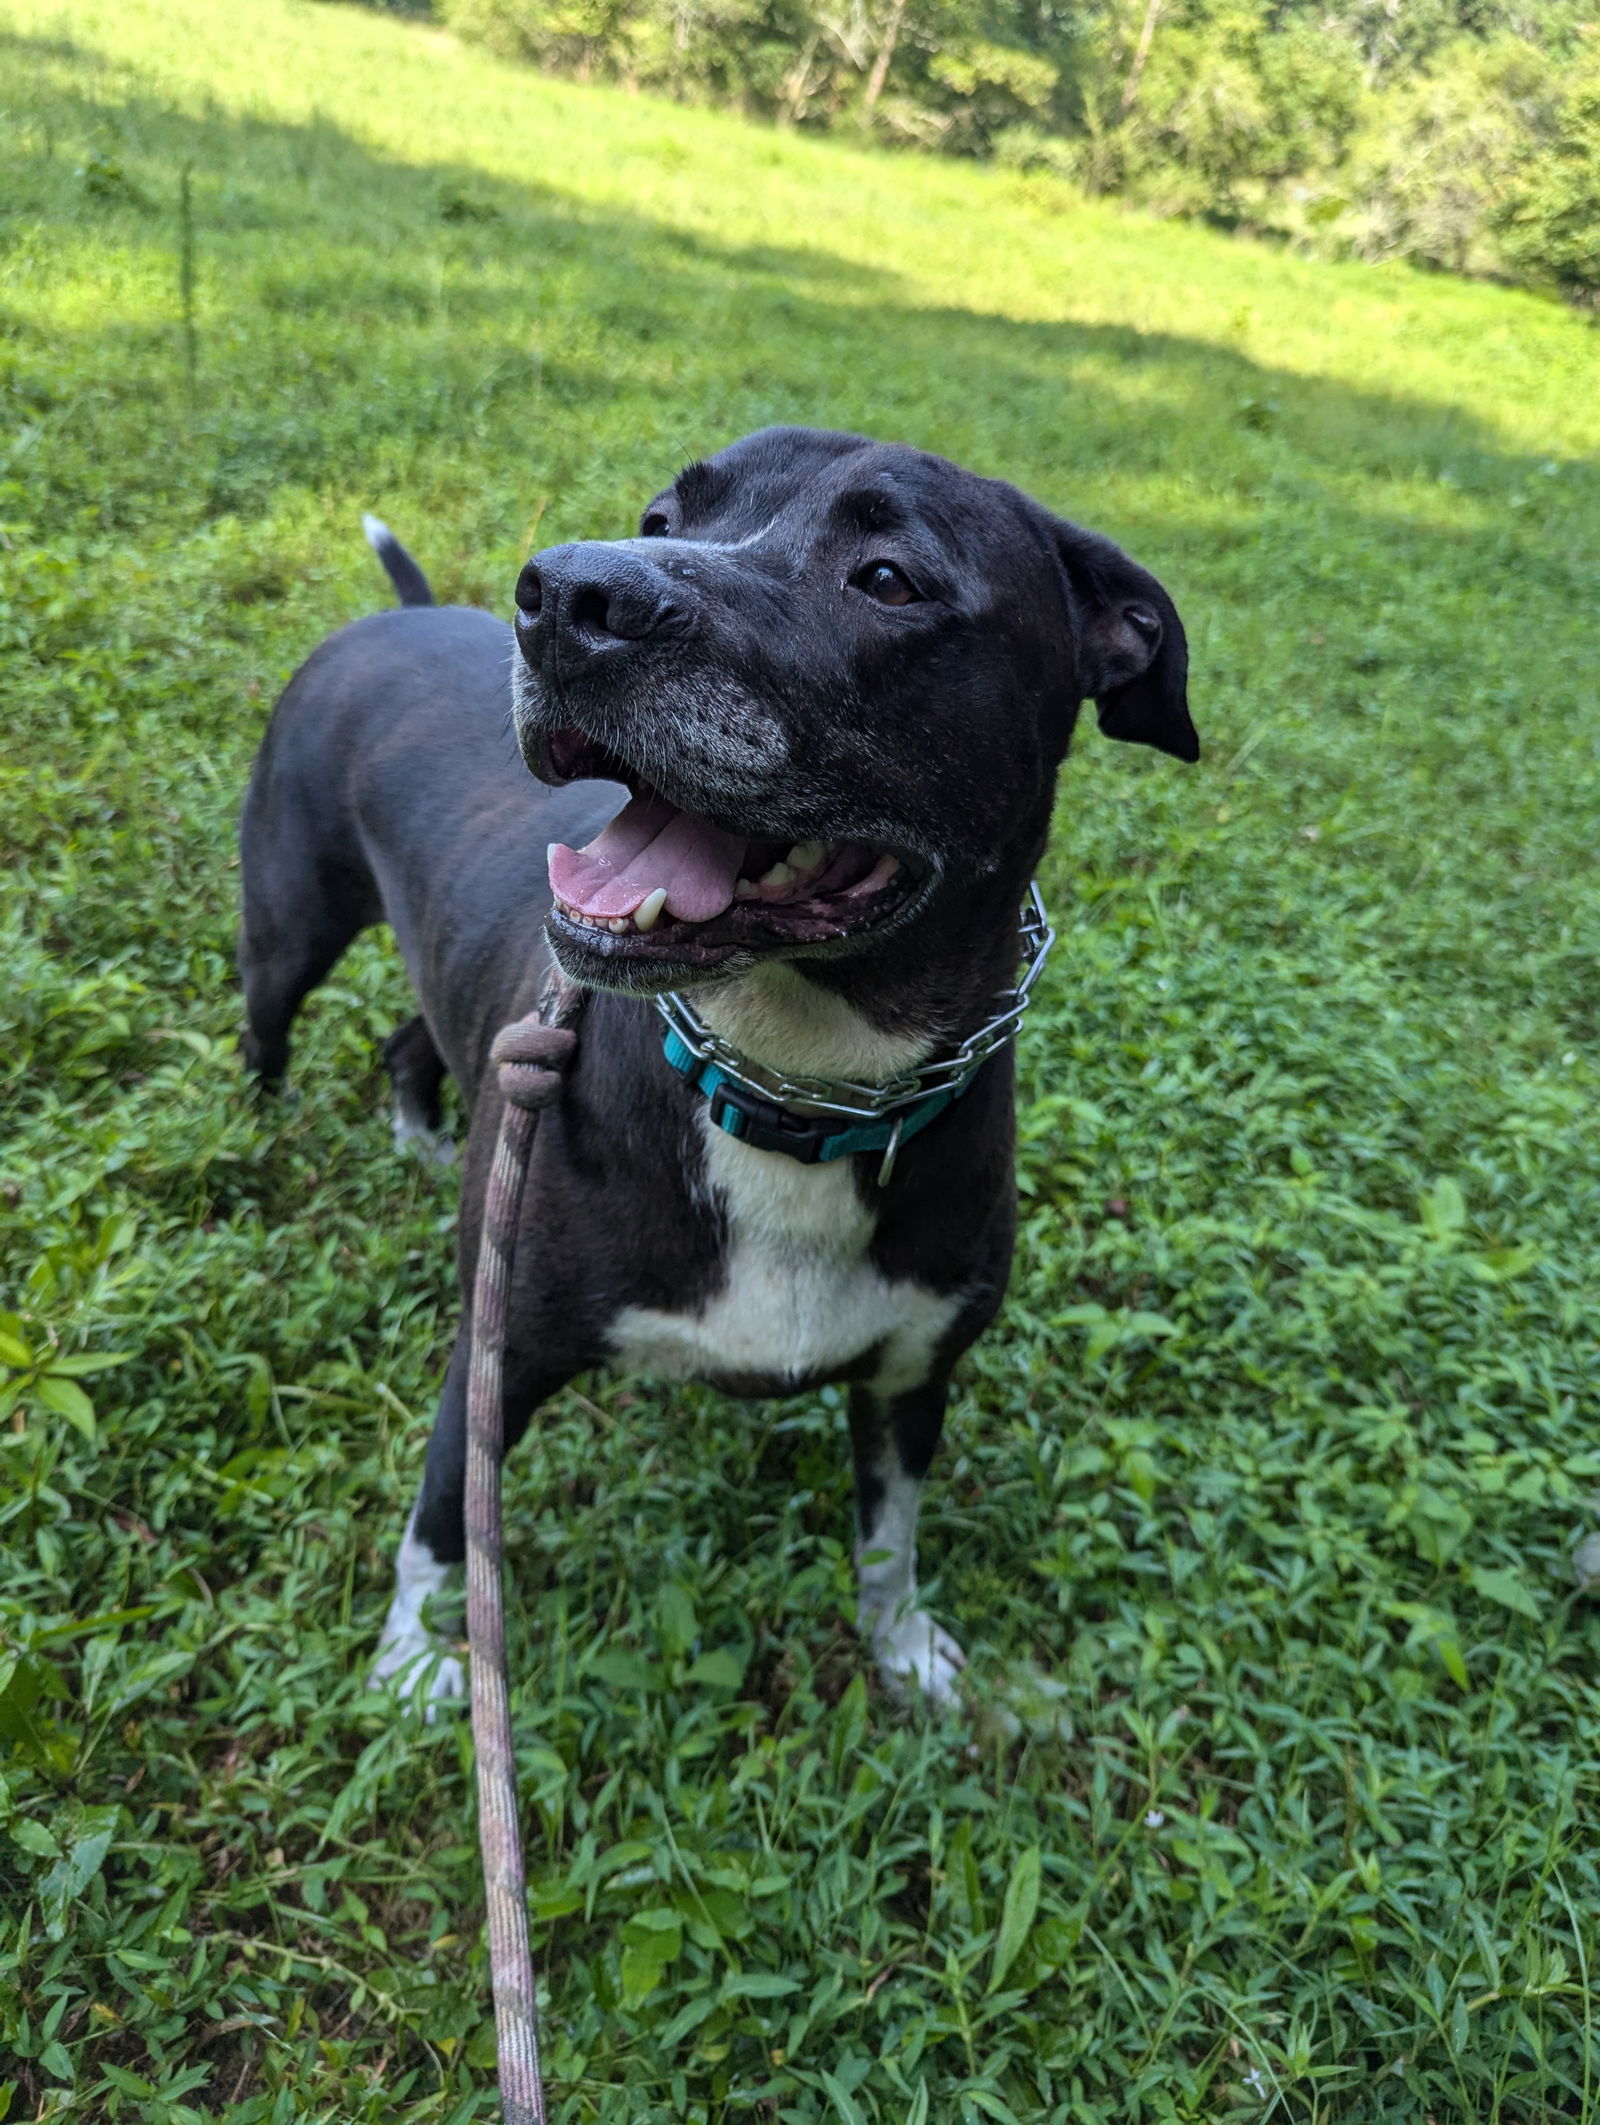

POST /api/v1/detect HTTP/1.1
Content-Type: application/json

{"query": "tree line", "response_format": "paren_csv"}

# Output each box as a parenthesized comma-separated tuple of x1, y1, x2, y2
(423, 0, 1600, 298)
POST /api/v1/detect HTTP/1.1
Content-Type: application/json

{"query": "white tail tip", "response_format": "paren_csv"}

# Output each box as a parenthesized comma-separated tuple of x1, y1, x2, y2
(362, 512, 392, 552)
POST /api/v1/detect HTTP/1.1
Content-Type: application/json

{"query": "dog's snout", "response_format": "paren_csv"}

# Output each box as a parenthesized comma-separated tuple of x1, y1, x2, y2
(515, 543, 686, 669)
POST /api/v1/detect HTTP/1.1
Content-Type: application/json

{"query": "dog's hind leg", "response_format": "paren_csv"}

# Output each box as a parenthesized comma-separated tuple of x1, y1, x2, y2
(848, 1378, 965, 1708)
(372, 1327, 564, 1716)
(238, 913, 367, 1088)
(383, 1014, 454, 1165)
(237, 721, 382, 1087)
(237, 841, 378, 1089)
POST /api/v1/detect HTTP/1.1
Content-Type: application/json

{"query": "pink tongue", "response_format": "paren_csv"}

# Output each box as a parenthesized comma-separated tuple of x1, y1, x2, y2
(548, 793, 748, 922)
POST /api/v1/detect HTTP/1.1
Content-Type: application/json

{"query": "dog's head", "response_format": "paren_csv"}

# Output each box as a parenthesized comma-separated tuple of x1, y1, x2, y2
(511, 426, 1197, 996)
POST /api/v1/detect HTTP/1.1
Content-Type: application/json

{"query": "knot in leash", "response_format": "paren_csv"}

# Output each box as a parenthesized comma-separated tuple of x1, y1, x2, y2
(490, 1019, 578, 1111)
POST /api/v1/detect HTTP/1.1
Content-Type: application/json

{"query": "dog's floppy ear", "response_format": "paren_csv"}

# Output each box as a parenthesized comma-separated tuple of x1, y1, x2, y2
(1055, 522, 1199, 764)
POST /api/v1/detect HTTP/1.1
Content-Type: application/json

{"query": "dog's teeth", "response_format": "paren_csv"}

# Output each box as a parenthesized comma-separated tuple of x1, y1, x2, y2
(758, 861, 795, 889)
(634, 887, 668, 932)
(845, 854, 904, 898)
(787, 841, 825, 873)
(734, 878, 759, 899)
(608, 917, 628, 933)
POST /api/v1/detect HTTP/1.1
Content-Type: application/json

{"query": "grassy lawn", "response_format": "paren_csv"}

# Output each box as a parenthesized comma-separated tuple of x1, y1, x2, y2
(4, 1, 1600, 2118)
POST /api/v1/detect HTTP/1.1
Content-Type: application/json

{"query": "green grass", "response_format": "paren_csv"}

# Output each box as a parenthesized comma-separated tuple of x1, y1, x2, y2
(4, 0, 1600, 2117)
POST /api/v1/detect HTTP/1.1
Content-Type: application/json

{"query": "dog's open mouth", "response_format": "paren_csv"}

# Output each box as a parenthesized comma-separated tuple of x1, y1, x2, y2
(539, 727, 918, 965)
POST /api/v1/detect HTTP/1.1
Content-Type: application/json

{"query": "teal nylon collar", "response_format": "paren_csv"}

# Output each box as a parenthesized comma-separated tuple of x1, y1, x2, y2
(655, 884, 1055, 1187)
(661, 1027, 962, 1184)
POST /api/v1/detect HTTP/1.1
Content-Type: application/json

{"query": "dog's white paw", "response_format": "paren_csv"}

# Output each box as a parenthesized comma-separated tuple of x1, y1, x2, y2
(391, 1109, 457, 1167)
(370, 1630, 466, 1720)
(874, 1610, 966, 1708)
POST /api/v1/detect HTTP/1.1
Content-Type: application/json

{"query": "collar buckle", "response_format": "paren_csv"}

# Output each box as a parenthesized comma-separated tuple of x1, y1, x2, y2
(706, 1075, 832, 1161)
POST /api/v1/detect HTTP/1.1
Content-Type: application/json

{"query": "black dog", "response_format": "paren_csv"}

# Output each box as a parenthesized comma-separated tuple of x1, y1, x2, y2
(238, 426, 1197, 1708)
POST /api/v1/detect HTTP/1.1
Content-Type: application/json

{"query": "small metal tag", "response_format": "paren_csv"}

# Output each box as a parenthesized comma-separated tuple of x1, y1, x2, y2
(876, 1115, 904, 1188)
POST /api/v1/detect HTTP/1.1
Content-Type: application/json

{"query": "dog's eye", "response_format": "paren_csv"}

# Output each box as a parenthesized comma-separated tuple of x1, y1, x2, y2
(851, 561, 922, 607)
(640, 512, 671, 538)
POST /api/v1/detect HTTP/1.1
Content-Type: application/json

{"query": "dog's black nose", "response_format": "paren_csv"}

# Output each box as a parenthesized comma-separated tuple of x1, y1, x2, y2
(514, 544, 685, 667)
(514, 561, 543, 617)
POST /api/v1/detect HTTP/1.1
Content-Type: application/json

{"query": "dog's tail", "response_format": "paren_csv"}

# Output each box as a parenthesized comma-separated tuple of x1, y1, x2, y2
(362, 513, 434, 607)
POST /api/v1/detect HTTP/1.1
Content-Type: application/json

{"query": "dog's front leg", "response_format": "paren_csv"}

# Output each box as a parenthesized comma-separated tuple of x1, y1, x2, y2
(848, 1380, 965, 1707)
(372, 1503, 466, 1714)
(371, 1329, 562, 1718)
(372, 1334, 472, 1714)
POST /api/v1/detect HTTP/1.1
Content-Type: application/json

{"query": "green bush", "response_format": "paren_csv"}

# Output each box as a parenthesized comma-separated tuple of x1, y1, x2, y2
(433, 0, 1600, 300)
(1496, 51, 1600, 293)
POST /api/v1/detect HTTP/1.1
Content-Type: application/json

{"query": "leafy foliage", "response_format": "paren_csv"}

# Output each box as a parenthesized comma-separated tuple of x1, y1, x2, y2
(436, 0, 1600, 297)
(3, 0, 1600, 2118)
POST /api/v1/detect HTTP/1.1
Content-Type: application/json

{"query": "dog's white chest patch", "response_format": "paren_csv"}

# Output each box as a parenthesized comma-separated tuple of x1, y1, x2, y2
(607, 1119, 960, 1393)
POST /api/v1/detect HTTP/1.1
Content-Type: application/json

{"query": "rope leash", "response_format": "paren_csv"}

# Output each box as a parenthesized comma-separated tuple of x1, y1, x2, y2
(465, 978, 584, 2125)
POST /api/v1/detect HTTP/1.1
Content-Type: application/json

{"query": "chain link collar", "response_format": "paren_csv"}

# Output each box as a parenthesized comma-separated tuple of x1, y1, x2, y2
(655, 884, 1055, 1184)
